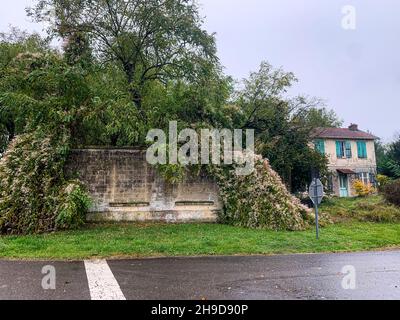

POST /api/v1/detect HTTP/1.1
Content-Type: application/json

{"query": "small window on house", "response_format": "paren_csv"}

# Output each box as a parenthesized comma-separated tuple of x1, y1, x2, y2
(336, 141, 344, 158)
(357, 141, 368, 159)
(314, 139, 325, 155)
(357, 172, 370, 185)
(345, 141, 352, 158)
(336, 141, 352, 159)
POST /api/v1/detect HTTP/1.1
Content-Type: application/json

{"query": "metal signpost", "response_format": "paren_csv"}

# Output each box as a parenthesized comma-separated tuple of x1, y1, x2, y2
(309, 178, 324, 239)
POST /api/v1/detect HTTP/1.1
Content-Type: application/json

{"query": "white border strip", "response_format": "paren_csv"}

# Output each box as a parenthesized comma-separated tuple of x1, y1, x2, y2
(84, 260, 126, 300)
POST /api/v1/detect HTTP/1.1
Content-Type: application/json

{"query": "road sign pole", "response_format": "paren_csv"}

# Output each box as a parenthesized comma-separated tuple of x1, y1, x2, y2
(309, 177, 323, 240)
(315, 202, 319, 240)
(313, 178, 320, 240)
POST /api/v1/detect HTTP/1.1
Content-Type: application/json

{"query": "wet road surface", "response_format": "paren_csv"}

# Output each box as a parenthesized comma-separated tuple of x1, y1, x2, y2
(1, 251, 399, 300)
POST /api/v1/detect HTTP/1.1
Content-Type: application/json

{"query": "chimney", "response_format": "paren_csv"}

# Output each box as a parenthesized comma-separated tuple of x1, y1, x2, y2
(349, 123, 358, 131)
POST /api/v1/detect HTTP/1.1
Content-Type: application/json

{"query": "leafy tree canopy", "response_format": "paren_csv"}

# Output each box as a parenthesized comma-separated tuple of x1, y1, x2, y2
(232, 62, 340, 191)
(377, 136, 400, 179)
(28, 0, 220, 115)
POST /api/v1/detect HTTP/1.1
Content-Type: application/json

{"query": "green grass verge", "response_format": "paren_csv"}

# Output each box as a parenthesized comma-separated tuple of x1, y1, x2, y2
(320, 195, 400, 223)
(1, 221, 400, 260)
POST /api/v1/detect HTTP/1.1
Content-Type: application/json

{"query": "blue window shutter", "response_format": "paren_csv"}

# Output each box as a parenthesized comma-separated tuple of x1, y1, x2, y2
(363, 142, 368, 158)
(315, 140, 325, 154)
(336, 141, 342, 158)
(357, 141, 362, 158)
(357, 141, 367, 158)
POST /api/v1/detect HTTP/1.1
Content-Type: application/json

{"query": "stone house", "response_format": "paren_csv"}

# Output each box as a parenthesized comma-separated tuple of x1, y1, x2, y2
(312, 124, 378, 197)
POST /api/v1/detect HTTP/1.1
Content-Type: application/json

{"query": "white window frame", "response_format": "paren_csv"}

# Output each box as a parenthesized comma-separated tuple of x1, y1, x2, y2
(359, 172, 369, 185)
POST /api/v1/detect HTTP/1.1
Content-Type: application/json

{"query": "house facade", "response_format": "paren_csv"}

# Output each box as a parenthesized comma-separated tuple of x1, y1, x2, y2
(312, 124, 378, 197)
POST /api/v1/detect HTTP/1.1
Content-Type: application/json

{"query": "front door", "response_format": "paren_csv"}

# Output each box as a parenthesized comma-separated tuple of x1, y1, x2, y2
(339, 174, 349, 197)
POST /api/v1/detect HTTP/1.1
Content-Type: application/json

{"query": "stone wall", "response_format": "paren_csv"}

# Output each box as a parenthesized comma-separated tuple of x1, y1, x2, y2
(66, 149, 221, 222)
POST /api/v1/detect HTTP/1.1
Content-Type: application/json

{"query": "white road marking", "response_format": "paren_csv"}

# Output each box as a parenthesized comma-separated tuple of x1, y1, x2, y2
(84, 260, 126, 300)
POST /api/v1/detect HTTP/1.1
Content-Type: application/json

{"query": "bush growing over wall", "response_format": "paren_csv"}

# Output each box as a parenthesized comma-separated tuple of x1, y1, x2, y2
(0, 130, 91, 234)
(383, 179, 400, 207)
(210, 154, 311, 231)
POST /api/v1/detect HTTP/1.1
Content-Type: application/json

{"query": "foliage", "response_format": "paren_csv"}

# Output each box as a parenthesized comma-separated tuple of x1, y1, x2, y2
(0, 28, 50, 153)
(0, 5, 344, 235)
(377, 137, 400, 179)
(376, 174, 391, 192)
(0, 130, 91, 234)
(157, 164, 186, 184)
(210, 154, 310, 231)
(321, 195, 400, 223)
(55, 180, 92, 229)
(29, 0, 220, 114)
(0, 43, 98, 234)
(352, 180, 376, 197)
(383, 179, 400, 207)
(233, 62, 338, 192)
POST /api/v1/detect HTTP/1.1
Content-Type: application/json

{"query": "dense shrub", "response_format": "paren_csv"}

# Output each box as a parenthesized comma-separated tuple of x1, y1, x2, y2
(0, 130, 91, 234)
(210, 154, 311, 231)
(352, 180, 376, 197)
(383, 179, 400, 207)
(376, 174, 391, 192)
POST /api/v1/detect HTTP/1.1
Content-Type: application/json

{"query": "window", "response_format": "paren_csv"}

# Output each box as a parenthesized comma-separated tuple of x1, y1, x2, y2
(345, 141, 352, 158)
(357, 172, 369, 185)
(336, 141, 352, 159)
(357, 141, 368, 159)
(314, 140, 325, 155)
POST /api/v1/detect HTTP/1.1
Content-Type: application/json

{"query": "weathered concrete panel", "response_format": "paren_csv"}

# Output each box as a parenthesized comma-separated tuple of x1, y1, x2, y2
(66, 149, 221, 222)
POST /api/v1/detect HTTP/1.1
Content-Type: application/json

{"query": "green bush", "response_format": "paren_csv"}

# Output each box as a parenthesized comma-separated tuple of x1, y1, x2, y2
(383, 179, 400, 207)
(376, 174, 391, 192)
(210, 154, 310, 231)
(0, 130, 91, 234)
(55, 181, 92, 230)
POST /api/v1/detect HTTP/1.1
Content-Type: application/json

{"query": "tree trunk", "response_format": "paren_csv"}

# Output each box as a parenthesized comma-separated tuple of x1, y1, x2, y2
(124, 63, 147, 122)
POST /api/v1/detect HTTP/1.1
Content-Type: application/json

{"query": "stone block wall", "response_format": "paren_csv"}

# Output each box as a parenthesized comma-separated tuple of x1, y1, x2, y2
(66, 149, 221, 222)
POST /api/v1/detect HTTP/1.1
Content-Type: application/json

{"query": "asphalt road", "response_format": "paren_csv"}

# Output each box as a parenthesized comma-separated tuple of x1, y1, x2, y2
(1, 251, 400, 300)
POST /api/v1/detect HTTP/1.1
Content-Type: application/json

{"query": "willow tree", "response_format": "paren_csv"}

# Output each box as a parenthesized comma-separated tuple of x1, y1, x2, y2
(29, 0, 219, 116)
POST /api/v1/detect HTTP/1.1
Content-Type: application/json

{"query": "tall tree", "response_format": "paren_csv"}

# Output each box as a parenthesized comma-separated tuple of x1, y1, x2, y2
(0, 28, 50, 154)
(29, 0, 219, 116)
(235, 62, 339, 192)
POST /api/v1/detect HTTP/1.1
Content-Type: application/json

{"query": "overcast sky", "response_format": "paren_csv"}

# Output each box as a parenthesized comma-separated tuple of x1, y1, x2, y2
(1, 1, 399, 142)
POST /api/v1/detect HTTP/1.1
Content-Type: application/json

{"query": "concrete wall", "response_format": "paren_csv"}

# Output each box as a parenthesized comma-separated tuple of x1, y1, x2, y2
(66, 149, 221, 222)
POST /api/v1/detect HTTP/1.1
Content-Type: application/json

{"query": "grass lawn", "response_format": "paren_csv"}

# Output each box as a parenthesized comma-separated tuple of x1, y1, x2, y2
(1, 220, 400, 260)
(1, 195, 399, 260)
(320, 195, 400, 223)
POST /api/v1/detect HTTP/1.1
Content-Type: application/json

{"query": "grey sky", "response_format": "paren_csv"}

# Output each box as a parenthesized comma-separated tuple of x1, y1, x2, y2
(1, 1, 399, 142)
